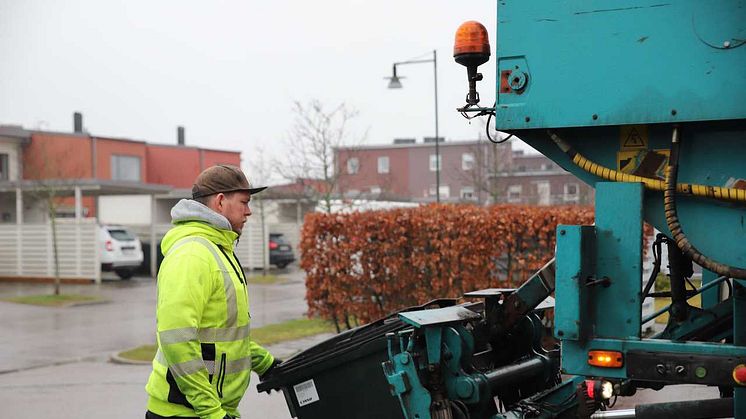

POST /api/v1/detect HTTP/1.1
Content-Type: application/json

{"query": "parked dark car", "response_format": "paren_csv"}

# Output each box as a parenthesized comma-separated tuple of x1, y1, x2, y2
(269, 233, 296, 268)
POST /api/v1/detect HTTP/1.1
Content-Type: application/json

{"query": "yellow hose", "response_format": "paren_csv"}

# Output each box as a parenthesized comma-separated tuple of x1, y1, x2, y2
(548, 131, 746, 204)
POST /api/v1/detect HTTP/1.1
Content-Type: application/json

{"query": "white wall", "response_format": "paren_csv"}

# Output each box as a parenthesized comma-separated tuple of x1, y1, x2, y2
(0, 140, 20, 180)
(98, 195, 152, 225)
(0, 219, 100, 281)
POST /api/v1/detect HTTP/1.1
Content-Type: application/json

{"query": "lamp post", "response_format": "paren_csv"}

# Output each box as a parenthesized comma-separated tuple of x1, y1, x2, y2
(386, 49, 440, 203)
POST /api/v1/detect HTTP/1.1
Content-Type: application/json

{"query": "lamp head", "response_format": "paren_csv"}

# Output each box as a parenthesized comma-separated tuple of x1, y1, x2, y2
(453, 21, 491, 105)
(386, 65, 404, 89)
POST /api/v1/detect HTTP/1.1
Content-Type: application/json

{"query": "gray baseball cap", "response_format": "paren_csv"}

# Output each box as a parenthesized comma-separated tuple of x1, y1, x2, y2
(191, 165, 267, 199)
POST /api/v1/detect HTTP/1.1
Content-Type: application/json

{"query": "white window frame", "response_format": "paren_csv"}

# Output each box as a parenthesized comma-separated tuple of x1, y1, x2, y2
(429, 154, 441, 172)
(347, 157, 359, 175)
(507, 185, 522, 203)
(369, 186, 381, 195)
(377, 156, 389, 174)
(0, 153, 8, 181)
(462, 153, 475, 171)
(564, 182, 580, 202)
(428, 185, 449, 198)
(111, 155, 141, 182)
(460, 186, 475, 200)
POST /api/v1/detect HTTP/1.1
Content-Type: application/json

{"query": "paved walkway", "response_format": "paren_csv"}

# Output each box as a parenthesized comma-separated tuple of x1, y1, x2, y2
(0, 266, 316, 418)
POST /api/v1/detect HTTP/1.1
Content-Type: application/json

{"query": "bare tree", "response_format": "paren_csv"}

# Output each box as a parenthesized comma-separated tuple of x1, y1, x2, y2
(450, 136, 510, 205)
(26, 143, 83, 295)
(248, 145, 271, 276)
(276, 99, 365, 213)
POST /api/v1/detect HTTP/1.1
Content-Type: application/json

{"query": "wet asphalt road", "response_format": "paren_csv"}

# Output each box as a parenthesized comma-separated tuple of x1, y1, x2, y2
(0, 267, 724, 418)
(0, 267, 307, 418)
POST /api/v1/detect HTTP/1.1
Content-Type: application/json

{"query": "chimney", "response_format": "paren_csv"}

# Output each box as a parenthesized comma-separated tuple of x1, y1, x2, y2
(393, 138, 416, 144)
(423, 136, 444, 144)
(73, 112, 83, 133)
(177, 126, 185, 146)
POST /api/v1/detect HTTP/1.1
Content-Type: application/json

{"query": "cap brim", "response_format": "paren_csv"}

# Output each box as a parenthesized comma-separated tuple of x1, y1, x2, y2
(248, 186, 268, 195)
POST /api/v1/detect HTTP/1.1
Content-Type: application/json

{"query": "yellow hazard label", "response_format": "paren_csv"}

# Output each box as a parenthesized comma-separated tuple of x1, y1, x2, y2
(620, 125, 648, 150)
(617, 149, 670, 179)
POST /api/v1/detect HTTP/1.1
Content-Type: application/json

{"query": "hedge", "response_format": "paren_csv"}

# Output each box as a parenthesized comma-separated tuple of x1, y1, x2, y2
(300, 204, 599, 329)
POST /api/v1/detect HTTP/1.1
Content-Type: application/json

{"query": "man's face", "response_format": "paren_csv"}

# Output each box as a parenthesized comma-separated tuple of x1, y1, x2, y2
(215, 191, 252, 234)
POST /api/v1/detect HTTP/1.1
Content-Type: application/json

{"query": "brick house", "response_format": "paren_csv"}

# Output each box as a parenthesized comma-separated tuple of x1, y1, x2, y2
(336, 138, 511, 204)
(335, 138, 592, 205)
(492, 150, 595, 205)
(1, 113, 241, 222)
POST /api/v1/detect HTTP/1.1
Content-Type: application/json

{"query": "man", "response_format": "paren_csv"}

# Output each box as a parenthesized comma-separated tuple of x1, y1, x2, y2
(145, 165, 278, 419)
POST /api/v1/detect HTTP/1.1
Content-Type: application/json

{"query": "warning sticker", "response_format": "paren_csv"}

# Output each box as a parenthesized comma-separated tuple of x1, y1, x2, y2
(294, 379, 320, 407)
(617, 149, 669, 179)
(620, 125, 648, 150)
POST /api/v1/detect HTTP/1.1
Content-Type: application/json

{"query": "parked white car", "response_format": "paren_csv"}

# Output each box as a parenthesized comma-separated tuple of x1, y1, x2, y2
(99, 225, 144, 279)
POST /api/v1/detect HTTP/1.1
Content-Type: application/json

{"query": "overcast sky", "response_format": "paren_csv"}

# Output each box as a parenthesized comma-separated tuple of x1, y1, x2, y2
(1, 0, 533, 182)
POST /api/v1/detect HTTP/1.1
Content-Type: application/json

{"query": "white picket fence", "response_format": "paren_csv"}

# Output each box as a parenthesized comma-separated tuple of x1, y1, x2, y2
(0, 219, 100, 281)
(132, 220, 301, 272)
(0, 218, 302, 282)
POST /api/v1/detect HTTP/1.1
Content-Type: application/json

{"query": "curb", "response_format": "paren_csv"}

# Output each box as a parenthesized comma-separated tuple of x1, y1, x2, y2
(67, 299, 111, 308)
(110, 352, 152, 365)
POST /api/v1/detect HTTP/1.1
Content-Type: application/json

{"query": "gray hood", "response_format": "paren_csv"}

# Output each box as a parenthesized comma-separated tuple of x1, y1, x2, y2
(170, 199, 232, 232)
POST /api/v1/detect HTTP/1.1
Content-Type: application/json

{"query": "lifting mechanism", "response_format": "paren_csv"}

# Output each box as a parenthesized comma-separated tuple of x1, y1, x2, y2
(381, 2, 746, 418)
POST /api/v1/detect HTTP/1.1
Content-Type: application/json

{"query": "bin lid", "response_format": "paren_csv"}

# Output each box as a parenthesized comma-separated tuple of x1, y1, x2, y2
(257, 299, 473, 392)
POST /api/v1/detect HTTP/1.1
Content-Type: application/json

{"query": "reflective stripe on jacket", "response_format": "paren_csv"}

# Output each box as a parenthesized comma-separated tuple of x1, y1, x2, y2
(146, 219, 274, 419)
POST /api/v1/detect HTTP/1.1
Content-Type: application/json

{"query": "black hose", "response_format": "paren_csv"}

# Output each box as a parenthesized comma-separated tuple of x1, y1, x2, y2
(635, 397, 732, 419)
(663, 127, 746, 279)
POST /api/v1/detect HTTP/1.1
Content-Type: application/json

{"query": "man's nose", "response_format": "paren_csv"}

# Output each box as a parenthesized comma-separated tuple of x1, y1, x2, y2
(245, 205, 252, 217)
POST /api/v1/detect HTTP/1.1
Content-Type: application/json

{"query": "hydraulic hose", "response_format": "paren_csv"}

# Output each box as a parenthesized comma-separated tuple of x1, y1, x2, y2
(663, 127, 746, 279)
(547, 130, 746, 204)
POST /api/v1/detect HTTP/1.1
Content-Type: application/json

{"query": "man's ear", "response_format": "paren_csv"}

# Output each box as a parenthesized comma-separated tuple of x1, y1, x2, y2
(214, 193, 226, 211)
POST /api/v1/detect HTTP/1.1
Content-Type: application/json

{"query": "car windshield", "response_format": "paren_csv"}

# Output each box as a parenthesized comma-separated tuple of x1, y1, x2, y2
(108, 229, 136, 241)
(270, 234, 288, 244)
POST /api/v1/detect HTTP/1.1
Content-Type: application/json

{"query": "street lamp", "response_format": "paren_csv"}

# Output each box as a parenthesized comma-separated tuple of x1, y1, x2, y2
(385, 50, 440, 203)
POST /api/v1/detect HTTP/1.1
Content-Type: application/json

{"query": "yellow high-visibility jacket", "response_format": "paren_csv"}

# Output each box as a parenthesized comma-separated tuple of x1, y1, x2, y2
(146, 200, 274, 419)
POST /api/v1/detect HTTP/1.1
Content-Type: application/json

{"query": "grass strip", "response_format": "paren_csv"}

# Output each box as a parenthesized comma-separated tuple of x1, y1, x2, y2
(246, 274, 287, 285)
(2, 294, 102, 307)
(117, 318, 337, 362)
(251, 318, 336, 346)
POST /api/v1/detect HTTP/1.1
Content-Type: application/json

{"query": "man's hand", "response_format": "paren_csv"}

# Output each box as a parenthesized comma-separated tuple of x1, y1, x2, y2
(259, 358, 282, 381)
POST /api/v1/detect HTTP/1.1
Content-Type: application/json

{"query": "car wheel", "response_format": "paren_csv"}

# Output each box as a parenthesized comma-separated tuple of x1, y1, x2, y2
(115, 268, 134, 280)
(276, 262, 288, 269)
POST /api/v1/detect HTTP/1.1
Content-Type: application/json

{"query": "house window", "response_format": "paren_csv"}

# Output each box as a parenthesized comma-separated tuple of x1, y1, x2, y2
(111, 155, 141, 182)
(370, 186, 381, 195)
(507, 185, 522, 203)
(347, 157, 359, 174)
(377, 156, 389, 174)
(462, 153, 475, 171)
(429, 184, 450, 198)
(461, 186, 475, 200)
(541, 163, 554, 171)
(0, 153, 8, 181)
(564, 183, 579, 202)
(429, 154, 441, 172)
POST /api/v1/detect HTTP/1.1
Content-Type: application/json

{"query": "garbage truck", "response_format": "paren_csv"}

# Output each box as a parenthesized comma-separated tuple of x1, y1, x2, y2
(259, 1, 746, 417)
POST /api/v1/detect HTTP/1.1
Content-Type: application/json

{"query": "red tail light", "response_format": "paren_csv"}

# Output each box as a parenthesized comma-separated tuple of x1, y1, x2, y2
(105, 240, 113, 251)
(269, 241, 278, 250)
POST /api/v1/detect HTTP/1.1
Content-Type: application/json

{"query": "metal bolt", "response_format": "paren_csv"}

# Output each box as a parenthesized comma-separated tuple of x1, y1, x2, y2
(656, 364, 666, 375)
(675, 365, 686, 376)
(559, 229, 566, 235)
(401, 354, 410, 365)
(525, 116, 531, 123)
(724, 41, 731, 48)
(671, 109, 677, 116)
(514, 300, 520, 308)
(592, 114, 598, 120)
